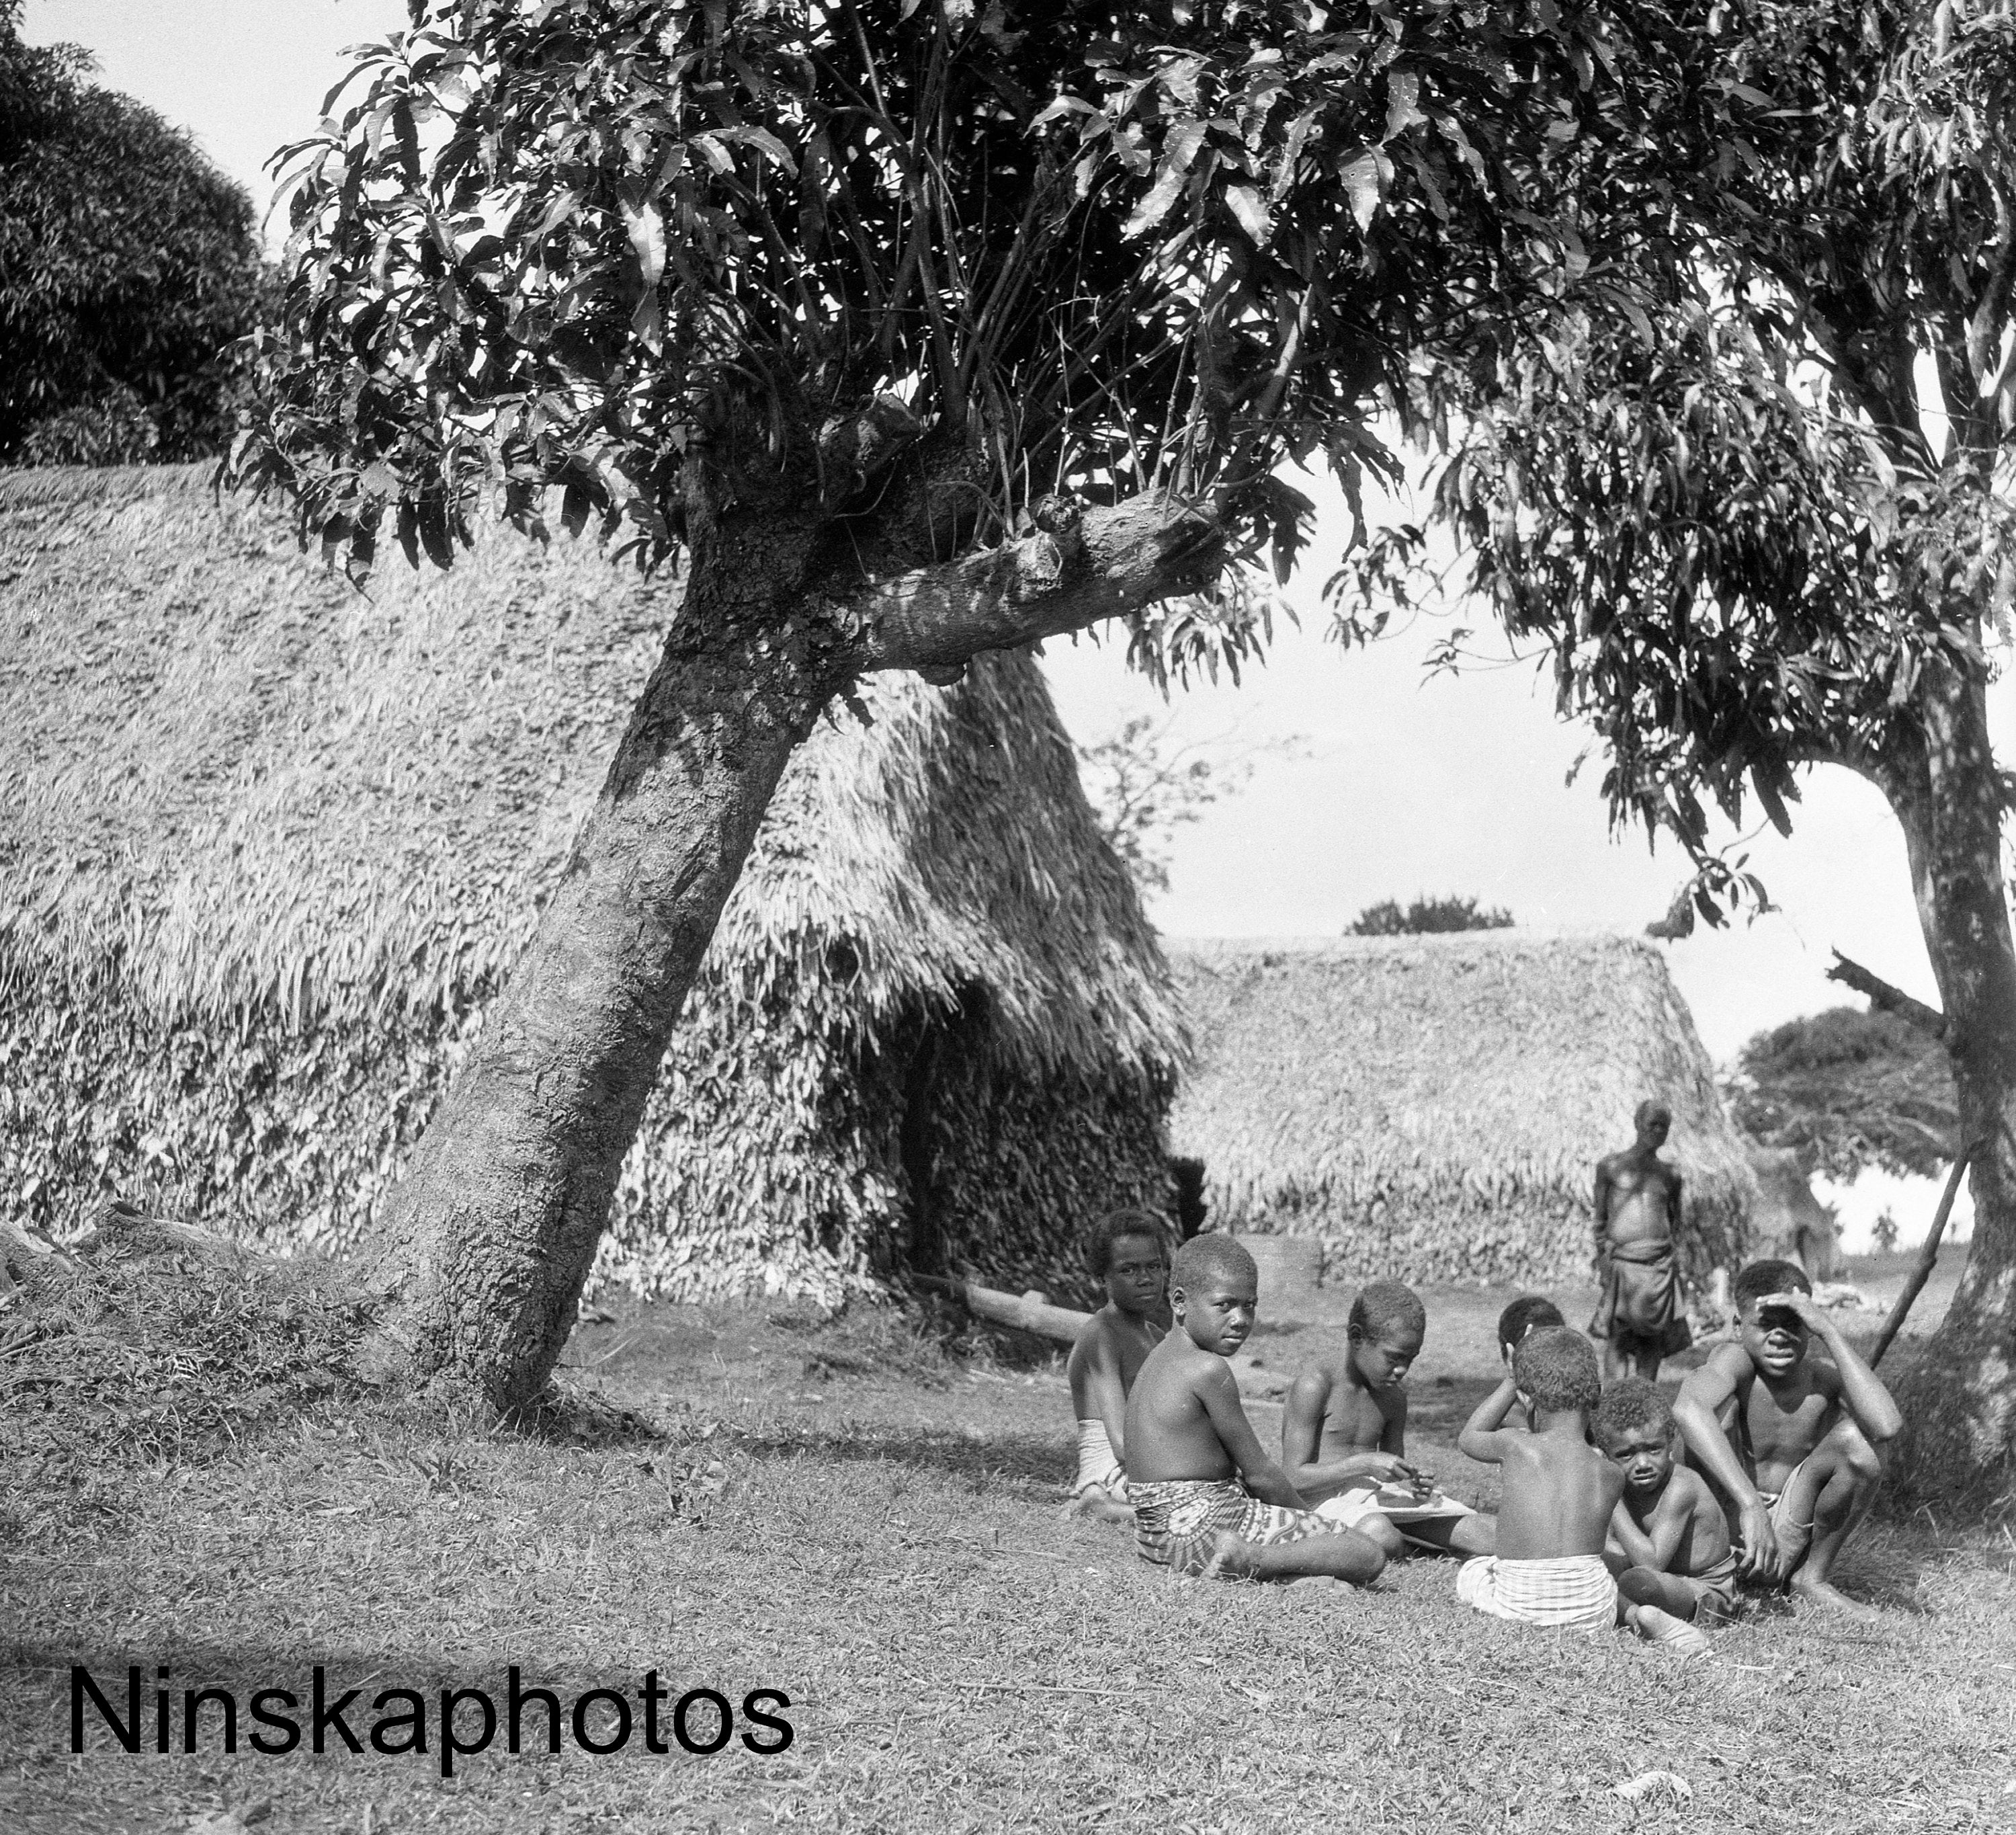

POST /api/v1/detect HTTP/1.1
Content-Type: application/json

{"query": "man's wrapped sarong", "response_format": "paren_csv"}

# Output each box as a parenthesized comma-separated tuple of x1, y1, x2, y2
(1589, 1237, 1691, 1358)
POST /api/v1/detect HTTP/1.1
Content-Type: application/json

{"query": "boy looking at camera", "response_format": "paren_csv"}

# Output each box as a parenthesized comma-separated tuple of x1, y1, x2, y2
(1064, 1210, 1172, 1516)
(1124, 1235, 1386, 1585)
(1593, 1377, 1738, 1624)
(1280, 1280, 1494, 1558)
(1674, 1259, 1902, 1617)
(1457, 1328, 1708, 1654)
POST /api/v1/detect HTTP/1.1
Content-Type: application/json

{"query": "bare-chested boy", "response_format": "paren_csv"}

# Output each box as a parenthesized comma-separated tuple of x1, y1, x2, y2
(1064, 1210, 1172, 1518)
(1281, 1280, 1494, 1559)
(1496, 1294, 1566, 1371)
(1593, 1377, 1738, 1625)
(1456, 1327, 1708, 1654)
(1675, 1258, 1901, 1618)
(1124, 1235, 1386, 1584)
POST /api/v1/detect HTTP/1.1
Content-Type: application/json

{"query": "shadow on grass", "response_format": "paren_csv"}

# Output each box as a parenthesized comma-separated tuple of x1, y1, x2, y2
(725, 1418, 1073, 1492)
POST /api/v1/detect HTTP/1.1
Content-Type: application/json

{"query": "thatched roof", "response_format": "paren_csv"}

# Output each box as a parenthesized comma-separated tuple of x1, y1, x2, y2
(1168, 932, 1758, 1286)
(0, 464, 1180, 1082)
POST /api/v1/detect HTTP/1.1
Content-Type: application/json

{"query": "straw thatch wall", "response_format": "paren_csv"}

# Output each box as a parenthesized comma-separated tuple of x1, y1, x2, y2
(1, 465, 1182, 1307)
(1168, 933, 1757, 1288)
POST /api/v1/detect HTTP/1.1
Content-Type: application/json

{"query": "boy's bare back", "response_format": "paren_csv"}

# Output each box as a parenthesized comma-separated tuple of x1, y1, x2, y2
(1123, 1331, 1243, 1483)
(1489, 1422, 1622, 1560)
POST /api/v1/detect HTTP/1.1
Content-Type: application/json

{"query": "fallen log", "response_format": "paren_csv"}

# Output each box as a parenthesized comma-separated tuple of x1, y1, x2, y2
(913, 1273, 1091, 1345)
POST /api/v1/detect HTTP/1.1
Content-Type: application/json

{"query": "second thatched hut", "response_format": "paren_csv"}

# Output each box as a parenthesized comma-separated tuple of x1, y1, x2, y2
(1, 465, 1183, 1309)
(1168, 932, 1757, 1287)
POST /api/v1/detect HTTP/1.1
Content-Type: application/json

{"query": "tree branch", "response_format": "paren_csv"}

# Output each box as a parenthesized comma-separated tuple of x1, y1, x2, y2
(1826, 949, 1947, 1040)
(847, 494, 1223, 680)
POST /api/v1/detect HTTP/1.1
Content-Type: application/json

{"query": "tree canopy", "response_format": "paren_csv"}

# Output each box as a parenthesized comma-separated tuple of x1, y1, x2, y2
(1728, 1005, 1959, 1183)
(0, 0, 265, 465)
(235, 0, 1648, 635)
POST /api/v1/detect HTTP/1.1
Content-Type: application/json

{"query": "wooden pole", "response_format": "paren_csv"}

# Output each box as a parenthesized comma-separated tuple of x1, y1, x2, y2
(1867, 1145, 1974, 1369)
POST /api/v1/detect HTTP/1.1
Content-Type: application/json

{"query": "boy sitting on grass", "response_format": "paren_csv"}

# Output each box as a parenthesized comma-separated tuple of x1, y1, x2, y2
(1064, 1210, 1173, 1520)
(1675, 1258, 1902, 1618)
(1496, 1294, 1566, 1371)
(1124, 1235, 1387, 1585)
(1456, 1328, 1708, 1654)
(1280, 1279, 1495, 1559)
(1593, 1377, 1738, 1625)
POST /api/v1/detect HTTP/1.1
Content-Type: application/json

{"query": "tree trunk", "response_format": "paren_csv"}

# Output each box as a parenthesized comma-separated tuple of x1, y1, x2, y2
(1878, 661, 2016, 1510)
(356, 504, 842, 1413)
(356, 489, 1221, 1413)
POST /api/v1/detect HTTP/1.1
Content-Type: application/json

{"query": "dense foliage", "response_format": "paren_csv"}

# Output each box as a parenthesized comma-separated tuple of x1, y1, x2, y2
(1728, 1006, 1959, 1184)
(235, 0, 1654, 633)
(1337, 0, 2016, 890)
(1349, 893, 1513, 934)
(0, 0, 265, 465)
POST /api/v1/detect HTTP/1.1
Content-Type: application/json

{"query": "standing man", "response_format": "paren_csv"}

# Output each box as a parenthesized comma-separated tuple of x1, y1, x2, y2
(1589, 1100, 1691, 1381)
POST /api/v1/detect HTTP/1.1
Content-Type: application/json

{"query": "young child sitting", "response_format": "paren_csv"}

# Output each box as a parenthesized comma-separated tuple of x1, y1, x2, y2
(1593, 1377, 1738, 1625)
(1124, 1235, 1386, 1585)
(1064, 1210, 1173, 1519)
(1280, 1279, 1494, 1558)
(1495, 1294, 1566, 1372)
(1675, 1258, 1902, 1617)
(1456, 1328, 1709, 1654)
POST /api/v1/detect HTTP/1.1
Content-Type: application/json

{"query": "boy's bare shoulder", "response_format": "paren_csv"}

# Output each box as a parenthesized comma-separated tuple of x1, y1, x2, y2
(1286, 1357, 1341, 1407)
(1669, 1465, 1719, 1514)
(1685, 1341, 1759, 1388)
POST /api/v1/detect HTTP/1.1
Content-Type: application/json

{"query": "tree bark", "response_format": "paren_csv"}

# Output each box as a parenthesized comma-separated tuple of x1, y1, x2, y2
(356, 489, 1220, 1413)
(1876, 661, 2016, 1510)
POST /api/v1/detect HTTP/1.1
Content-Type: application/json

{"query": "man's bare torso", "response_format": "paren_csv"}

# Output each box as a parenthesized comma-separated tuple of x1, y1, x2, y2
(1599, 1151, 1681, 1249)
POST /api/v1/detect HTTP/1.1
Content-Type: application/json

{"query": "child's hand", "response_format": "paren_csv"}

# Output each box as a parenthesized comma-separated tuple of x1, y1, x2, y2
(1761, 1289, 1826, 1332)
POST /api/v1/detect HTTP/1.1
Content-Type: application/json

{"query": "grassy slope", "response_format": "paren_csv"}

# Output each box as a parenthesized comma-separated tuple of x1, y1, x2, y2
(4, 1280, 2012, 1835)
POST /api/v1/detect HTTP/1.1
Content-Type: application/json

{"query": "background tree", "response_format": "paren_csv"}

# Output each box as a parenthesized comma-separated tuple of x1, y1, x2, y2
(1349, 893, 1513, 934)
(1075, 712, 1304, 895)
(0, 0, 265, 464)
(1727, 1006, 1959, 1184)
(230, 0, 1661, 1411)
(1342, 0, 2016, 1504)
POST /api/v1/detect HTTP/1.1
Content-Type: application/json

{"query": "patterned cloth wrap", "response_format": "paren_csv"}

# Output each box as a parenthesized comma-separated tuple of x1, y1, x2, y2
(1130, 1476, 1338, 1574)
(1456, 1554, 1619, 1632)
(1314, 1479, 1476, 1549)
(1072, 1420, 1128, 1500)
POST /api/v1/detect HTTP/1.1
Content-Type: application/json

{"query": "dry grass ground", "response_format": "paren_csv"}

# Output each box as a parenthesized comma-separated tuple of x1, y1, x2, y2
(4, 1268, 2013, 1835)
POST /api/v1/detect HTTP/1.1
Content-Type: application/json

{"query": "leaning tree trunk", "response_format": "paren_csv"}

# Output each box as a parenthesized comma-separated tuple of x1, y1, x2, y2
(355, 501, 841, 1412)
(1879, 659, 2016, 1512)
(356, 487, 1219, 1412)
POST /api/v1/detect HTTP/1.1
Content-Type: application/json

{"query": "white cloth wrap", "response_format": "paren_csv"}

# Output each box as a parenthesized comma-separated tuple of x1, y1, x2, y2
(1456, 1554, 1618, 1633)
(1071, 1418, 1126, 1499)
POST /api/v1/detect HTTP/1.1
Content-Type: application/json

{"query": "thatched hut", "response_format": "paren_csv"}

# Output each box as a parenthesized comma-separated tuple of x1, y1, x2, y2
(1168, 933, 1757, 1288)
(0, 465, 1182, 1307)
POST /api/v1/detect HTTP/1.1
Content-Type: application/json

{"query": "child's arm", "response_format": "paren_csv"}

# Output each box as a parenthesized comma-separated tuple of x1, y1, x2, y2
(1674, 1346, 1776, 1580)
(1779, 1289, 1904, 1444)
(1607, 1498, 1658, 1568)
(1201, 1362, 1310, 1510)
(1457, 1376, 1522, 1465)
(1079, 1326, 1132, 1465)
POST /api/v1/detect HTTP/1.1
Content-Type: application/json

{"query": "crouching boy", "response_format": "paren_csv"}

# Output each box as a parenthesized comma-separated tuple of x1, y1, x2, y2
(1675, 1258, 1902, 1617)
(1456, 1328, 1709, 1654)
(1593, 1377, 1738, 1625)
(1124, 1235, 1386, 1585)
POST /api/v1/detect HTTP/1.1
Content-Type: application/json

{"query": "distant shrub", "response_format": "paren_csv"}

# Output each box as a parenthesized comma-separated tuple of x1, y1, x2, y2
(1349, 895, 1515, 936)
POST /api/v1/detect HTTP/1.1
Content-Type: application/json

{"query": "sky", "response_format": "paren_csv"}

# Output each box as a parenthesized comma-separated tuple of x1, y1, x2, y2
(28, 0, 2012, 1247)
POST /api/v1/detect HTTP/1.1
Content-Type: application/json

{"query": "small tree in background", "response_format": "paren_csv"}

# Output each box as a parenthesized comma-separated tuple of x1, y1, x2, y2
(1350, 893, 1513, 936)
(1728, 1006, 1958, 1186)
(1075, 714, 1304, 895)
(0, 0, 265, 465)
